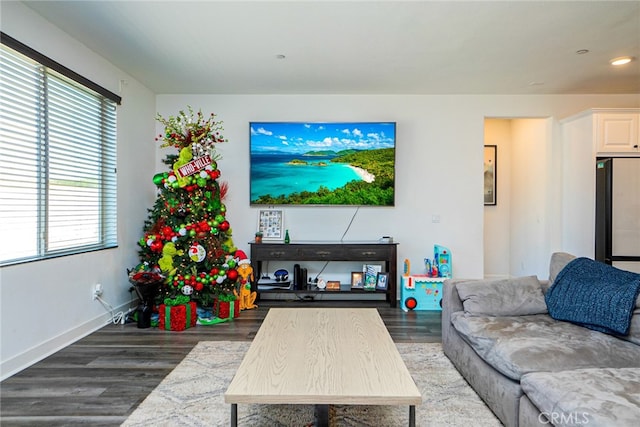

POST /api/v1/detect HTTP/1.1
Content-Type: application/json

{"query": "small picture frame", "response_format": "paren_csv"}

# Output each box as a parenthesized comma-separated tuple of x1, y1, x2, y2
(363, 264, 382, 291)
(376, 272, 389, 290)
(484, 145, 497, 206)
(351, 272, 364, 289)
(257, 209, 284, 240)
(327, 281, 341, 291)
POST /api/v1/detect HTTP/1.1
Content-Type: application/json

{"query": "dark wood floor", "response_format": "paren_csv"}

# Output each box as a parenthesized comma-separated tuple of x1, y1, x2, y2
(0, 300, 442, 426)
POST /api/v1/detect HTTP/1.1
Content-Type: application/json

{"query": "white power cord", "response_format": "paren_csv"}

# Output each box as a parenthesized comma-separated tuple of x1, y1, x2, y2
(95, 295, 132, 325)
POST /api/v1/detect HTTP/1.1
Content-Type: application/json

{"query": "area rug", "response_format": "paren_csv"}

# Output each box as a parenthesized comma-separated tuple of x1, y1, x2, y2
(122, 341, 501, 427)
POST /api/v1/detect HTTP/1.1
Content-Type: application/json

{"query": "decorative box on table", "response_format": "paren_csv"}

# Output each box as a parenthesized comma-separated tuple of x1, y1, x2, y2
(401, 275, 445, 311)
(158, 301, 197, 331)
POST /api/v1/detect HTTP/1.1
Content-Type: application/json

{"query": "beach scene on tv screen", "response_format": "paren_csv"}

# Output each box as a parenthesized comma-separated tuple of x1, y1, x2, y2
(250, 122, 395, 206)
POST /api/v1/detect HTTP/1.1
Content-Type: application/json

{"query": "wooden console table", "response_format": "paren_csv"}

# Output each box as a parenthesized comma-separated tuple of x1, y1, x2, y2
(249, 241, 399, 307)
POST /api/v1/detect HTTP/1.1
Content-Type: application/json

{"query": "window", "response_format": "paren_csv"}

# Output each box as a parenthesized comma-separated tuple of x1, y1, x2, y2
(0, 34, 120, 265)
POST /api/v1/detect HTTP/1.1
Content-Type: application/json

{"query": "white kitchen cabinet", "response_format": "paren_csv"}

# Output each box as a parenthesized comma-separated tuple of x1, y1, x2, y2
(595, 112, 639, 153)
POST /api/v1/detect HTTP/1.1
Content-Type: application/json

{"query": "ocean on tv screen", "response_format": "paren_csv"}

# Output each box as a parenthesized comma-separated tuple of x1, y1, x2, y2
(249, 122, 395, 206)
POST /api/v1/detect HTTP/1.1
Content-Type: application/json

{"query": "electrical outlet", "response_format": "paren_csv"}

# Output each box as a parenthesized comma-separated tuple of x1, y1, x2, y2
(93, 283, 103, 300)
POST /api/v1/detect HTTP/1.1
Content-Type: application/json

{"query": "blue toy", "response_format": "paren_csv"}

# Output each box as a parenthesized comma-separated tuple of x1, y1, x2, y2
(401, 275, 445, 311)
(433, 244, 452, 278)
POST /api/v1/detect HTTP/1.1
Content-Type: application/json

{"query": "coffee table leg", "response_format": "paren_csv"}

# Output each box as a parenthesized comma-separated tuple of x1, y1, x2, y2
(315, 404, 329, 426)
(231, 403, 237, 427)
(409, 405, 415, 427)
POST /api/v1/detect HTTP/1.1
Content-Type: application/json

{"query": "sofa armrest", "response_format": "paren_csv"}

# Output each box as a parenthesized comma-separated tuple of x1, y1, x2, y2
(443, 279, 465, 314)
(442, 279, 466, 347)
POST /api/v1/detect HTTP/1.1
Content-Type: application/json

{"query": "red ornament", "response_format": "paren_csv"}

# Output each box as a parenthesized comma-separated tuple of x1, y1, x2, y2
(226, 269, 238, 281)
(219, 220, 230, 231)
(150, 240, 163, 252)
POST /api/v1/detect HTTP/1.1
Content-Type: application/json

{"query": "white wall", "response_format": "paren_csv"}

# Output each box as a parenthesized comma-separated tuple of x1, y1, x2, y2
(156, 95, 639, 285)
(0, 2, 156, 379)
(561, 111, 599, 258)
(509, 118, 554, 278)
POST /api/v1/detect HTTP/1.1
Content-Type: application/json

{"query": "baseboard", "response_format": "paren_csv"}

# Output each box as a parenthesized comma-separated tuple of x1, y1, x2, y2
(0, 301, 134, 381)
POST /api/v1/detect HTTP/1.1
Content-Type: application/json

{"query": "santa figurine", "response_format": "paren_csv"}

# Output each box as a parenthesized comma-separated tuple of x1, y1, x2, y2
(234, 250, 257, 310)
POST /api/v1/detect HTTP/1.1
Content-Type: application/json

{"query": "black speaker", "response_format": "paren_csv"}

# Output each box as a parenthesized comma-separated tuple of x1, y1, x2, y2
(293, 264, 301, 290)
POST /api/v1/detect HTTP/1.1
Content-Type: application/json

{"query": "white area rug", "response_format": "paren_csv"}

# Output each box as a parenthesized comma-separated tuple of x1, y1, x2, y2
(122, 341, 501, 427)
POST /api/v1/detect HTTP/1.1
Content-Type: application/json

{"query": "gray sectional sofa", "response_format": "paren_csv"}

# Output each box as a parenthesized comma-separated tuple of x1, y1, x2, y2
(442, 253, 640, 427)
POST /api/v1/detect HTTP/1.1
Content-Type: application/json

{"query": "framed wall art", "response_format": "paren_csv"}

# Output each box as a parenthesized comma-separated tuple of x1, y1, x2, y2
(484, 145, 497, 206)
(257, 209, 284, 240)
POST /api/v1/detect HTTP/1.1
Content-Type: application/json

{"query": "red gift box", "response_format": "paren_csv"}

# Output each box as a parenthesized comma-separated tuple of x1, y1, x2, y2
(158, 302, 197, 331)
(213, 298, 240, 319)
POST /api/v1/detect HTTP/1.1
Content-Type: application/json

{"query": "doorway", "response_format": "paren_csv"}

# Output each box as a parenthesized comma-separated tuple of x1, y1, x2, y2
(483, 117, 555, 279)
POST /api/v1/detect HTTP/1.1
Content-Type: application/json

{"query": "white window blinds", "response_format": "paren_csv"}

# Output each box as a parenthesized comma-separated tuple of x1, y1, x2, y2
(0, 41, 118, 265)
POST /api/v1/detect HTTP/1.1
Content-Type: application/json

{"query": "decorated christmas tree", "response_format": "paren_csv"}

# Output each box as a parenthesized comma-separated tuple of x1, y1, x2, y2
(133, 107, 243, 316)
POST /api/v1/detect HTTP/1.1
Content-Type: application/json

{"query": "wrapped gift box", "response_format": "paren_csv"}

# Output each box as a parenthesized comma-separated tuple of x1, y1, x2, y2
(158, 302, 197, 331)
(214, 298, 240, 319)
(400, 275, 445, 311)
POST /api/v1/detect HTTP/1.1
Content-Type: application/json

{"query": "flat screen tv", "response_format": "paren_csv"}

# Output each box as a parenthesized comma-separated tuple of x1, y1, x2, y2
(250, 122, 396, 206)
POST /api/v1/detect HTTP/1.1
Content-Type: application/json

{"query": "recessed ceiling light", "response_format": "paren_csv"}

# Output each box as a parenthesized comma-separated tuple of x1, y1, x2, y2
(610, 56, 634, 66)
(576, 49, 589, 55)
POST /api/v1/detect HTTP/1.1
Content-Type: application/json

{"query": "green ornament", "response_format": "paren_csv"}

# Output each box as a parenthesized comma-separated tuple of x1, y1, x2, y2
(152, 173, 165, 186)
(215, 214, 225, 223)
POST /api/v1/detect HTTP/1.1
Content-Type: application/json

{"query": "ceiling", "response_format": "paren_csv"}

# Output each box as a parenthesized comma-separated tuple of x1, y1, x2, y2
(19, 0, 640, 95)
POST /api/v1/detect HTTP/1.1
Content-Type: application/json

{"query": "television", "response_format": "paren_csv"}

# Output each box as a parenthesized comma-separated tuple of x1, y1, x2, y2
(249, 122, 396, 206)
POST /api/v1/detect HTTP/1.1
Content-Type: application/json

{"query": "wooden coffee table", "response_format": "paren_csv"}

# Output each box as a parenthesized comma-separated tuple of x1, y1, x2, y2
(224, 308, 421, 426)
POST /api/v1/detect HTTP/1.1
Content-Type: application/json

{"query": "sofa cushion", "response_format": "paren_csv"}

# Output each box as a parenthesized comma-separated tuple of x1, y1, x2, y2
(455, 276, 547, 316)
(545, 252, 576, 293)
(621, 310, 640, 346)
(451, 312, 640, 381)
(521, 368, 640, 427)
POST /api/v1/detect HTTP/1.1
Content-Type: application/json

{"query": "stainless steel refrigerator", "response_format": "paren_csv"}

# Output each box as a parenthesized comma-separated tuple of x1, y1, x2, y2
(595, 157, 640, 273)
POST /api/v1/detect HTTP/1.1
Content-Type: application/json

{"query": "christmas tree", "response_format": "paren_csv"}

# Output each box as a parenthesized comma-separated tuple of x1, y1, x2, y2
(134, 107, 241, 309)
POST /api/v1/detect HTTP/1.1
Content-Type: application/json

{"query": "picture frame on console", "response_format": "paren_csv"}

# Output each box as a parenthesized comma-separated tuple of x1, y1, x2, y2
(376, 272, 389, 290)
(257, 209, 284, 241)
(327, 281, 341, 291)
(484, 145, 497, 206)
(351, 272, 364, 289)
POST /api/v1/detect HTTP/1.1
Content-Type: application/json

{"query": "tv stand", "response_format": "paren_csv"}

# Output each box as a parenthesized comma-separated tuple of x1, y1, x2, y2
(249, 241, 398, 307)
